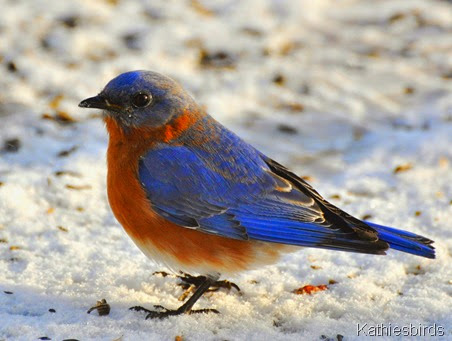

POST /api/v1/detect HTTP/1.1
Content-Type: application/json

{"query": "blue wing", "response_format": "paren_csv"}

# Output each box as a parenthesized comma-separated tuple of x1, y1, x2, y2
(138, 125, 434, 257)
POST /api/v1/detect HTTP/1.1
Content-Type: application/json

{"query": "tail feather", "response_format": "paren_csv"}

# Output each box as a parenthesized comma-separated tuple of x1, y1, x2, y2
(365, 221, 435, 259)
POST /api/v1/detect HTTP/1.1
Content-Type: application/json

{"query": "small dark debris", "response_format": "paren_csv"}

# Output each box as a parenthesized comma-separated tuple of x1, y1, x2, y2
(415, 211, 422, 217)
(391, 118, 414, 130)
(442, 71, 452, 80)
(57, 225, 68, 232)
(49, 94, 64, 109)
(404, 86, 415, 94)
(4, 138, 21, 152)
(279, 41, 303, 56)
(261, 47, 270, 56)
(0, 238, 7, 243)
(361, 214, 372, 220)
(337, 335, 344, 341)
(59, 15, 79, 28)
(353, 127, 366, 141)
(153, 271, 170, 277)
(277, 124, 298, 134)
(143, 8, 164, 20)
(54, 170, 81, 177)
(42, 111, 77, 125)
(39, 337, 51, 340)
(7, 61, 17, 72)
(241, 27, 263, 37)
(57, 146, 78, 157)
(65, 184, 92, 190)
(421, 120, 431, 130)
(278, 102, 304, 112)
(87, 298, 110, 316)
(199, 49, 236, 69)
(393, 163, 412, 174)
(329, 194, 341, 200)
(300, 84, 310, 95)
(388, 12, 406, 23)
(65, 61, 80, 69)
(0, 181, 4, 187)
(122, 33, 142, 50)
(40, 36, 52, 50)
(406, 264, 424, 276)
(4, 291, 13, 294)
(273, 319, 283, 328)
(328, 279, 338, 285)
(49, 308, 56, 313)
(62, 339, 80, 341)
(190, 0, 215, 16)
(272, 74, 285, 86)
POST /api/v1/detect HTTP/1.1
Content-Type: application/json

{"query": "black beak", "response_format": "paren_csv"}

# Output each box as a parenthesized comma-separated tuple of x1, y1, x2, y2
(78, 94, 110, 110)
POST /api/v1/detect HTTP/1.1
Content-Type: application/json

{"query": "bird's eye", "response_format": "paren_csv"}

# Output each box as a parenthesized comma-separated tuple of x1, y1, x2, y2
(132, 92, 152, 108)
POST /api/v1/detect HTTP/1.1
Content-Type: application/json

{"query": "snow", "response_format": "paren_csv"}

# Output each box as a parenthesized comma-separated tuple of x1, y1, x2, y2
(1, 0, 451, 340)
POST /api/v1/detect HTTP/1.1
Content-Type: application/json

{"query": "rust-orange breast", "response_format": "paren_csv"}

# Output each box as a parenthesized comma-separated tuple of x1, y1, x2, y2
(104, 116, 272, 274)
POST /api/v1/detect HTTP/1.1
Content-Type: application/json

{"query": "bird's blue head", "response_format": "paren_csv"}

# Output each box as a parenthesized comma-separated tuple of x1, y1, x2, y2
(79, 70, 198, 128)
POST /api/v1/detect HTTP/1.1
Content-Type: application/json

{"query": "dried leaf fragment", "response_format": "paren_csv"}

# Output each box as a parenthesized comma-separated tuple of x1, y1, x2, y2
(57, 146, 78, 157)
(293, 284, 328, 295)
(49, 94, 64, 109)
(87, 298, 110, 316)
(42, 111, 77, 125)
(393, 163, 412, 174)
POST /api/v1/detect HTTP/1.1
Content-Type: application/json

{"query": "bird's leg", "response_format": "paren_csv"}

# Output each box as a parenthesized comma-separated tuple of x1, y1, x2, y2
(177, 273, 241, 295)
(130, 274, 220, 319)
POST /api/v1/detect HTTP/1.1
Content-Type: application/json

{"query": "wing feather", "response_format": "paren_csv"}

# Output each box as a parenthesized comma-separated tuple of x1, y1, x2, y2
(138, 140, 389, 255)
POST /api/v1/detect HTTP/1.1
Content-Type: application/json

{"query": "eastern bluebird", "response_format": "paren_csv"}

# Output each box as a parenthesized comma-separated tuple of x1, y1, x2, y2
(79, 70, 435, 319)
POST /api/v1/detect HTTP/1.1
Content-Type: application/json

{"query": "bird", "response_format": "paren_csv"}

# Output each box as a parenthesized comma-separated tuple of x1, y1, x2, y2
(79, 70, 435, 319)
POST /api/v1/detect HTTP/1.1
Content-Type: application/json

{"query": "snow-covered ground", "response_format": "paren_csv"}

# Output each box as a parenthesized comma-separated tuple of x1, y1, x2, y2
(1, 0, 451, 340)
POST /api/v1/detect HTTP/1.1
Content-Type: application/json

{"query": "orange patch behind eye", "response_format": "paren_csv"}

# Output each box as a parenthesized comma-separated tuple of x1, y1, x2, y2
(161, 114, 195, 143)
(104, 110, 199, 146)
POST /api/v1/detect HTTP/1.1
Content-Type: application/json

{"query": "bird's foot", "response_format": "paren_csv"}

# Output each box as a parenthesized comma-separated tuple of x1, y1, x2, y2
(129, 304, 219, 319)
(177, 273, 240, 293)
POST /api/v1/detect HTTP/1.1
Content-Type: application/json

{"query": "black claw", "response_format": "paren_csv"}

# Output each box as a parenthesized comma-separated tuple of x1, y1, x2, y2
(129, 306, 153, 313)
(129, 273, 227, 320)
(140, 306, 219, 319)
(153, 304, 167, 311)
(189, 308, 220, 315)
(177, 273, 241, 293)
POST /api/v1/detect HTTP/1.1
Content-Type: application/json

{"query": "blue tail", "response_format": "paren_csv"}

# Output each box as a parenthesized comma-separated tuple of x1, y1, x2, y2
(365, 221, 435, 259)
